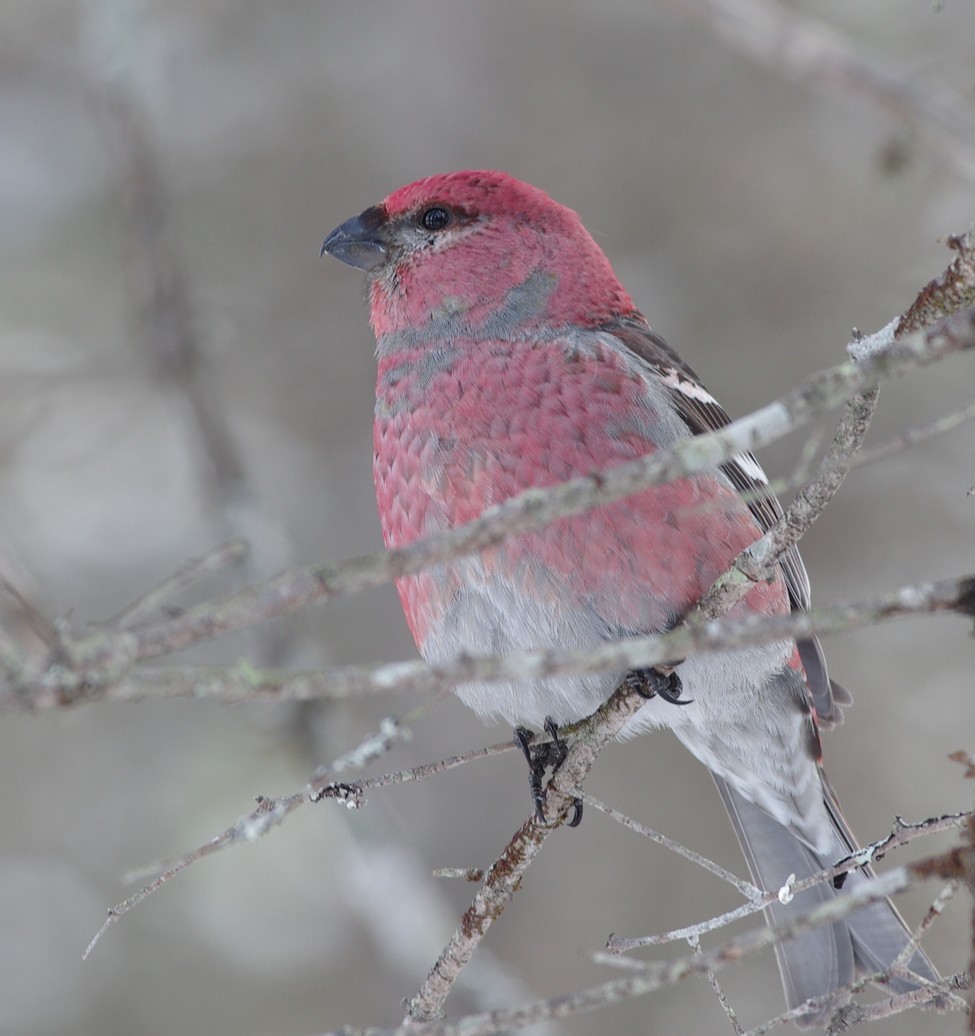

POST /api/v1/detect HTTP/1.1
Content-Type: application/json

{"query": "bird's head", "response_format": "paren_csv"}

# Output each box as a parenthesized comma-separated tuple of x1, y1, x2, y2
(322, 170, 637, 339)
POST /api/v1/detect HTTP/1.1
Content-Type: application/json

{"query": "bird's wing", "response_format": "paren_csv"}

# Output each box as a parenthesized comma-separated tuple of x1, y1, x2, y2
(603, 315, 847, 725)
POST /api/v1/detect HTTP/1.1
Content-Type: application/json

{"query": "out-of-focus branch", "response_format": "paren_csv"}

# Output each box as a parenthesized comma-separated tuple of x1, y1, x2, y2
(91, 10, 249, 514)
(653, 0, 975, 180)
(19, 571, 974, 711)
(101, 539, 250, 630)
(0, 297, 968, 711)
(851, 396, 975, 473)
(86, 1, 299, 667)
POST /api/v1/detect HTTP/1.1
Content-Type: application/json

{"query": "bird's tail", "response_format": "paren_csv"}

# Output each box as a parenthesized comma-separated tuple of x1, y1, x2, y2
(713, 775, 941, 1027)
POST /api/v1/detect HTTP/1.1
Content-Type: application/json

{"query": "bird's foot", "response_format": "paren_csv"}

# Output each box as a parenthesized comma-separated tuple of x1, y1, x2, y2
(514, 716, 583, 828)
(625, 664, 691, 705)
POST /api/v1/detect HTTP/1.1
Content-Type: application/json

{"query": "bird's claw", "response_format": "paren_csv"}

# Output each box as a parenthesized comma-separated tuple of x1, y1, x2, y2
(514, 717, 583, 827)
(626, 664, 691, 705)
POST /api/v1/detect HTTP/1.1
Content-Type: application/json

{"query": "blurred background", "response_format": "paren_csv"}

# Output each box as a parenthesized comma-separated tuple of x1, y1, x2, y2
(2, 1, 974, 1033)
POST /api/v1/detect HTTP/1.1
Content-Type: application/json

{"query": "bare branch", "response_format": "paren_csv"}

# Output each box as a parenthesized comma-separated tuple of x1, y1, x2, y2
(33, 571, 975, 712)
(607, 811, 972, 951)
(83, 729, 522, 959)
(404, 680, 649, 1023)
(744, 973, 969, 1036)
(83, 791, 303, 960)
(689, 933, 745, 1035)
(696, 385, 879, 622)
(88, 5, 303, 668)
(40, 301, 975, 695)
(897, 231, 975, 337)
(653, 0, 975, 181)
(102, 538, 250, 630)
(852, 396, 975, 472)
(322, 862, 967, 1036)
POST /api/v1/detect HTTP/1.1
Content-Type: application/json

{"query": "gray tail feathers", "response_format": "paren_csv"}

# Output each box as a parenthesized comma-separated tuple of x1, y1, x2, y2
(713, 776, 940, 1027)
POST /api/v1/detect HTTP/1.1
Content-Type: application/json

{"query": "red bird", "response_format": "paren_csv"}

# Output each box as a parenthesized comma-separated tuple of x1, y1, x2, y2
(322, 170, 939, 1024)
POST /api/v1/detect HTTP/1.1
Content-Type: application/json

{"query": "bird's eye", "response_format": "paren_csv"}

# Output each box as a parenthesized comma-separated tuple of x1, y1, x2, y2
(420, 206, 452, 231)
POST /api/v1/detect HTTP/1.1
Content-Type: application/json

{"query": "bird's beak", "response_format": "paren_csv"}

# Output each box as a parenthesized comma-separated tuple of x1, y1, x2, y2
(321, 205, 389, 272)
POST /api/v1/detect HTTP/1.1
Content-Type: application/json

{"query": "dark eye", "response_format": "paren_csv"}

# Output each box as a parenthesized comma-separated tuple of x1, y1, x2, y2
(420, 206, 452, 231)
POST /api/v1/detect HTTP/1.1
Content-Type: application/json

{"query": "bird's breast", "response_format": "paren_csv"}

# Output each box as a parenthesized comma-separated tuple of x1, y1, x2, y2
(373, 336, 787, 654)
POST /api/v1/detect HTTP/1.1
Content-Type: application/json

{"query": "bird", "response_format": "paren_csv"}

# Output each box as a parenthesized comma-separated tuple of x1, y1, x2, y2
(322, 169, 940, 1025)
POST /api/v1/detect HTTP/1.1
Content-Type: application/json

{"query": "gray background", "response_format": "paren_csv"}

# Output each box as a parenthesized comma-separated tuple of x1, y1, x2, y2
(1, 2, 973, 1034)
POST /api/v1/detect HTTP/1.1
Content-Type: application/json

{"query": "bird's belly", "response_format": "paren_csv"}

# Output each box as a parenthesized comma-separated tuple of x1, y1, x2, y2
(414, 552, 793, 736)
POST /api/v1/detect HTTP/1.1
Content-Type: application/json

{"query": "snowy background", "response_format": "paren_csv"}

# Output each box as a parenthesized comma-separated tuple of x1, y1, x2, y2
(2, 2, 973, 1033)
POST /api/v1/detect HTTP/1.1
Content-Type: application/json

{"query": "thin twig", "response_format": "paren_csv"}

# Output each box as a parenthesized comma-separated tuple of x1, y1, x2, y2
(83, 792, 302, 959)
(584, 795, 760, 898)
(689, 933, 745, 1035)
(103, 538, 250, 629)
(852, 396, 975, 472)
(606, 810, 971, 951)
(695, 386, 879, 622)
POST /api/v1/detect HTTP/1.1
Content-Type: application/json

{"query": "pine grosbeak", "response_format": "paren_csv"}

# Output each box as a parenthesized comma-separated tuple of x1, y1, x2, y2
(322, 170, 939, 1024)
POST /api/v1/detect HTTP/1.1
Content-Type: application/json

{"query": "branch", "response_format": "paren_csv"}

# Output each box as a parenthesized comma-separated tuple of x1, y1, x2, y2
(404, 679, 649, 1023)
(584, 794, 761, 900)
(88, 4, 301, 668)
(694, 385, 878, 622)
(605, 810, 972, 951)
(0, 295, 969, 713)
(40, 572, 975, 710)
(82, 728, 523, 960)
(32, 302, 967, 687)
(82, 790, 303, 961)
(322, 858, 969, 1036)
(653, 0, 975, 181)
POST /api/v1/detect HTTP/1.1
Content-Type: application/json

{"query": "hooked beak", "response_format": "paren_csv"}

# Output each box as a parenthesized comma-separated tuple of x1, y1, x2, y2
(321, 205, 389, 272)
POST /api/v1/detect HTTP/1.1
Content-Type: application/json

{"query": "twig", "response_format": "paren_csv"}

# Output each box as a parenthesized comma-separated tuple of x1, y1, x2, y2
(432, 868, 487, 883)
(695, 385, 879, 622)
(890, 880, 960, 976)
(103, 538, 250, 629)
(583, 795, 760, 899)
(742, 973, 970, 1036)
(897, 231, 975, 337)
(852, 396, 975, 472)
(83, 792, 302, 959)
(824, 978, 969, 1034)
(689, 933, 745, 1034)
(607, 810, 971, 951)
(83, 734, 522, 955)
